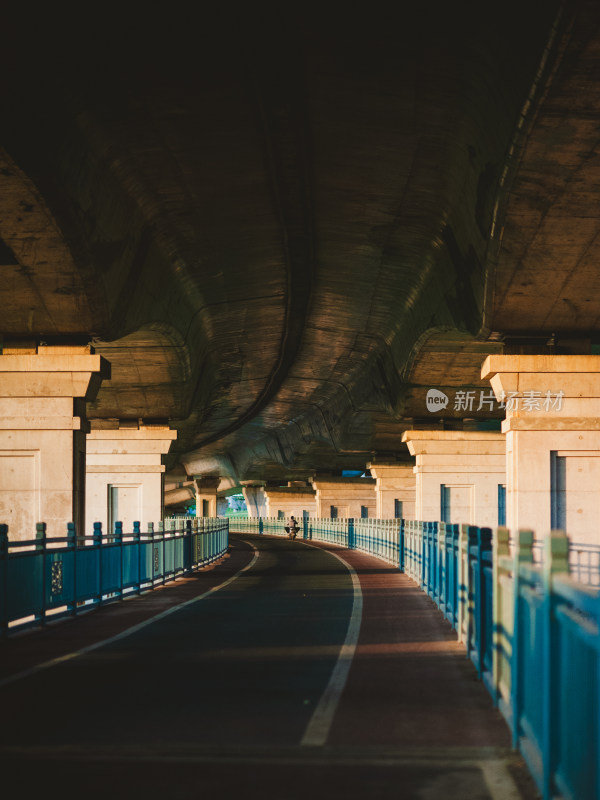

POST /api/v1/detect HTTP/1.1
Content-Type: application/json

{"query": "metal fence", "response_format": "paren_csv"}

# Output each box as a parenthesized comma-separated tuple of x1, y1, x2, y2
(0, 517, 228, 636)
(3, 510, 600, 797)
(525, 538, 600, 587)
(232, 516, 600, 800)
(228, 516, 402, 563)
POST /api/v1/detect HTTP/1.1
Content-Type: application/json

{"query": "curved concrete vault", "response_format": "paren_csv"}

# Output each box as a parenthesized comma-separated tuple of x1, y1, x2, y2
(1, 1, 599, 493)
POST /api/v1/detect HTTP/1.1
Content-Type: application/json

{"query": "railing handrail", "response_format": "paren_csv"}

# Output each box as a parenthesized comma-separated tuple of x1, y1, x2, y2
(0, 518, 229, 637)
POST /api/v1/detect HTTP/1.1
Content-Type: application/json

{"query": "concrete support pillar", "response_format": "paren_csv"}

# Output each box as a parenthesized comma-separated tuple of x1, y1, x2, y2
(401, 430, 506, 528)
(310, 476, 376, 518)
(264, 486, 316, 519)
(367, 462, 416, 519)
(217, 497, 229, 517)
(241, 483, 267, 517)
(194, 476, 220, 517)
(164, 481, 195, 510)
(0, 345, 109, 540)
(86, 424, 177, 534)
(482, 355, 600, 543)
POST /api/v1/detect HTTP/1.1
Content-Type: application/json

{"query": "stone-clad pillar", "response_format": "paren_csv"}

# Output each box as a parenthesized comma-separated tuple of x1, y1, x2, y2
(401, 430, 506, 528)
(241, 483, 267, 517)
(310, 476, 376, 518)
(0, 345, 109, 540)
(86, 424, 177, 534)
(194, 476, 221, 517)
(482, 354, 600, 543)
(367, 462, 416, 519)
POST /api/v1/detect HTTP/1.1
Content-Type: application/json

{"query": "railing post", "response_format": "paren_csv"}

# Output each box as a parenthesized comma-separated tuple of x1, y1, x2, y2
(421, 522, 429, 594)
(438, 522, 446, 614)
(114, 521, 123, 598)
(476, 527, 492, 680)
(541, 530, 569, 800)
(449, 524, 459, 630)
(93, 522, 103, 605)
(0, 524, 8, 638)
(398, 519, 406, 572)
(510, 528, 534, 750)
(492, 526, 510, 706)
(457, 524, 470, 646)
(421, 521, 427, 589)
(36, 522, 47, 626)
(433, 521, 440, 604)
(259, 517, 264, 535)
(348, 518, 355, 550)
(192, 517, 199, 566)
(184, 519, 192, 573)
(135, 523, 146, 594)
(67, 522, 77, 616)
(156, 521, 164, 584)
(467, 526, 479, 664)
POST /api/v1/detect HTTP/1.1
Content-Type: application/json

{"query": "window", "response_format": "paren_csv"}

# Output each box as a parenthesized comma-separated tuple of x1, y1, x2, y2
(440, 485, 450, 524)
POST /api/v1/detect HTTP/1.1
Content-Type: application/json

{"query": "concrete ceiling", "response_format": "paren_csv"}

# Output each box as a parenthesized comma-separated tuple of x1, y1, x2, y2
(1, 1, 598, 486)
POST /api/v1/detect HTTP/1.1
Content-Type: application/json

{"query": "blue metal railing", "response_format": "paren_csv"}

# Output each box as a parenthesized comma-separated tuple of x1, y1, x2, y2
(0, 517, 228, 635)
(229, 515, 402, 564)
(232, 515, 600, 799)
(3, 509, 600, 797)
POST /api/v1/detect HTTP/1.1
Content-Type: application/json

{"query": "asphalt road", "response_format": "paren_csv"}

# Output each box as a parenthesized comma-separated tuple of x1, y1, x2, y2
(0, 534, 538, 799)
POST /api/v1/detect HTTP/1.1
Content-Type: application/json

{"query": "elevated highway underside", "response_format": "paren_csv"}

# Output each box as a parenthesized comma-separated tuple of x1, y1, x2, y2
(0, 534, 537, 799)
(1, 2, 600, 488)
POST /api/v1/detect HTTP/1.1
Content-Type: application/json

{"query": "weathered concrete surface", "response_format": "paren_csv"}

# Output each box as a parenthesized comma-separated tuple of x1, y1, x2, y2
(1, 2, 598, 488)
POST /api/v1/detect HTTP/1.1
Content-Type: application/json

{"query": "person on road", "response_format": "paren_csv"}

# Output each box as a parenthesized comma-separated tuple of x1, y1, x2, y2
(286, 516, 300, 540)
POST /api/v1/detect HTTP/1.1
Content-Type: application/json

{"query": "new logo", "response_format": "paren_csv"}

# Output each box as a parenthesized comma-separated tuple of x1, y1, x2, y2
(426, 388, 449, 412)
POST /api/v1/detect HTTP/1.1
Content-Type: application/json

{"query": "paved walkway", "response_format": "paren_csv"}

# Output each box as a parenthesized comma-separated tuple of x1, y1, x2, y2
(0, 534, 538, 799)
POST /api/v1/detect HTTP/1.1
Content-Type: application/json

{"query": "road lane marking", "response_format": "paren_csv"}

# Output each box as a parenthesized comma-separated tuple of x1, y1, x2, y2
(300, 544, 363, 747)
(0, 542, 260, 690)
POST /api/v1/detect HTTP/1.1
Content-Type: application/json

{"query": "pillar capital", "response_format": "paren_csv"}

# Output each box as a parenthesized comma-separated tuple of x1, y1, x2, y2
(402, 430, 505, 456)
(87, 427, 177, 456)
(482, 354, 600, 426)
(0, 347, 110, 401)
(193, 476, 221, 492)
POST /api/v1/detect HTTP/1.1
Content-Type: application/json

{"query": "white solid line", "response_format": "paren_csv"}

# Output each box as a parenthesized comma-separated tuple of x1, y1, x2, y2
(300, 542, 363, 747)
(0, 542, 260, 690)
